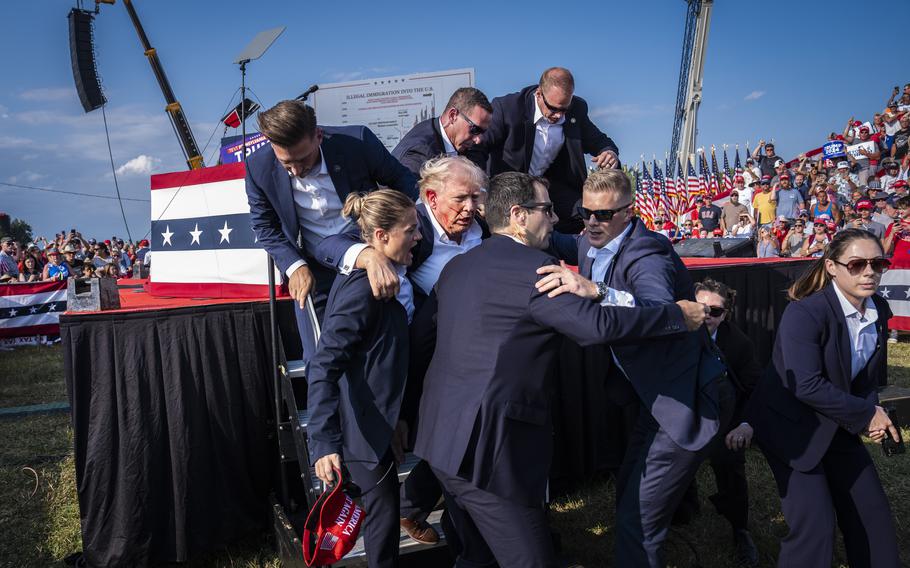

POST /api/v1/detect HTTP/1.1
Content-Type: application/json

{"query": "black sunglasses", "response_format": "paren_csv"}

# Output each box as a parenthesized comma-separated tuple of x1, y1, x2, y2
(458, 110, 486, 136)
(576, 202, 633, 222)
(832, 257, 891, 275)
(707, 306, 726, 317)
(520, 201, 554, 216)
(539, 89, 572, 114)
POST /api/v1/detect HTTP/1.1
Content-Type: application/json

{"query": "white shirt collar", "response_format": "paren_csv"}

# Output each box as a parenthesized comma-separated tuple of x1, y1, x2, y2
(438, 118, 457, 155)
(587, 222, 633, 258)
(426, 206, 482, 245)
(831, 281, 876, 321)
(532, 100, 565, 127)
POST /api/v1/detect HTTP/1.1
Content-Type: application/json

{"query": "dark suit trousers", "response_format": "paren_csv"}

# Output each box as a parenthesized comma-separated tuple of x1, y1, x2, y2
(614, 378, 735, 568)
(762, 429, 899, 568)
(432, 467, 554, 568)
(293, 261, 337, 362)
(347, 450, 401, 568)
(706, 442, 748, 530)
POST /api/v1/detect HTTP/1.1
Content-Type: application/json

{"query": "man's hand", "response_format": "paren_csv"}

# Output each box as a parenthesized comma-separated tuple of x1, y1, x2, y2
(356, 247, 399, 300)
(592, 150, 619, 169)
(866, 405, 899, 443)
(314, 453, 342, 486)
(677, 300, 708, 330)
(725, 423, 754, 451)
(288, 265, 314, 309)
(536, 261, 599, 300)
(391, 421, 409, 465)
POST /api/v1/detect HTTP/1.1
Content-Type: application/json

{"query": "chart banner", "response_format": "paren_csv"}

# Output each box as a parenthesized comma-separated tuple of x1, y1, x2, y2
(310, 69, 474, 151)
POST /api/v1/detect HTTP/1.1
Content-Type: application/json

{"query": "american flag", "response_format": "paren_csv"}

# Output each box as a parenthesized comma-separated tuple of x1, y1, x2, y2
(652, 158, 665, 217)
(664, 157, 677, 218)
(639, 162, 657, 228)
(734, 146, 743, 175)
(686, 157, 700, 212)
(698, 151, 710, 198)
(634, 166, 651, 226)
(0, 281, 67, 339)
(710, 147, 721, 197)
(722, 148, 734, 192)
(675, 158, 687, 216)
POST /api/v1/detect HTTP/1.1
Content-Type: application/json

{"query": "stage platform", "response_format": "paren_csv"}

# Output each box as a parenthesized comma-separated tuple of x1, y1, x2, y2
(61, 257, 811, 566)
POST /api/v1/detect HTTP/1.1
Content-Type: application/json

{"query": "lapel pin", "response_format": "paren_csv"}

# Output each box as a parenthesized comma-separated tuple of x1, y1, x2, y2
(570, 117, 576, 124)
(333, 164, 341, 172)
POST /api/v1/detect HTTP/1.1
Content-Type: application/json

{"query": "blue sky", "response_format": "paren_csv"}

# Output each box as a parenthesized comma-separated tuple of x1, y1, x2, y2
(1, 0, 904, 241)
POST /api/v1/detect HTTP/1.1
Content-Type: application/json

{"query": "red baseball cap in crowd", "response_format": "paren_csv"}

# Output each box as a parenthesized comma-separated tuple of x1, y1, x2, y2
(139, 239, 149, 247)
(302, 468, 364, 566)
(859, 125, 870, 133)
(712, 228, 723, 236)
(733, 175, 744, 183)
(855, 198, 874, 210)
(760, 175, 772, 185)
(779, 173, 790, 180)
(893, 180, 908, 190)
(104, 239, 112, 245)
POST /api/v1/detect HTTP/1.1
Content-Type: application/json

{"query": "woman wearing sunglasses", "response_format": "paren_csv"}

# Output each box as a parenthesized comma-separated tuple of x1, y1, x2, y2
(747, 228, 900, 568)
(307, 189, 421, 568)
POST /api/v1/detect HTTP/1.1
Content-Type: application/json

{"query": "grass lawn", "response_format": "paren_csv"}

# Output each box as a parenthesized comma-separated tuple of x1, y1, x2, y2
(2, 343, 910, 567)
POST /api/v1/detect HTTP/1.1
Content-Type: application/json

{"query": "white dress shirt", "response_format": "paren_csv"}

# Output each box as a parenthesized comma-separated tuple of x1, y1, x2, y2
(285, 150, 354, 278)
(529, 103, 566, 176)
(410, 212, 483, 295)
(831, 282, 879, 379)
(394, 264, 415, 324)
(588, 223, 636, 307)
(439, 118, 458, 156)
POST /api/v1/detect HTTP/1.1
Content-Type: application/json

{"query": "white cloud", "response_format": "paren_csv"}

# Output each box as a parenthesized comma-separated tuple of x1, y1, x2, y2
(19, 87, 74, 102)
(0, 136, 34, 149)
(5, 171, 47, 184)
(324, 67, 396, 82)
(115, 155, 160, 177)
(744, 91, 765, 101)
(589, 103, 671, 123)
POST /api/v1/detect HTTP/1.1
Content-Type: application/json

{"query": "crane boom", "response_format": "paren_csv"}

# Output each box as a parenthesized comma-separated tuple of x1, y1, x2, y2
(669, 0, 712, 172)
(98, 0, 204, 170)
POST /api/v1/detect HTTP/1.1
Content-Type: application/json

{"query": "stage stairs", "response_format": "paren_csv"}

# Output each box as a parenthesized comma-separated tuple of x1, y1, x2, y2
(270, 309, 449, 567)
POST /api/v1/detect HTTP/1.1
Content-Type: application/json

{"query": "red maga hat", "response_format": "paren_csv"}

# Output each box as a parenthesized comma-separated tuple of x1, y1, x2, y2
(302, 468, 365, 566)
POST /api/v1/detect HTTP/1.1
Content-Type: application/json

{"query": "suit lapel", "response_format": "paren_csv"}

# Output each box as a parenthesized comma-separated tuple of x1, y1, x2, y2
(431, 118, 446, 156)
(322, 136, 351, 201)
(412, 203, 435, 270)
(823, 285, 854, 388)
(270, 159, 298, 238)
(562, 113, 583, 177)
(524, 90, 537, 170)
(605, 220, 638, 287)
(578, 239, 594, 279)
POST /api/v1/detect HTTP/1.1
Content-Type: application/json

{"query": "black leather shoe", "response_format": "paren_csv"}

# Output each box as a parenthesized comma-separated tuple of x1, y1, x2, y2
(733, 529, 758, 567)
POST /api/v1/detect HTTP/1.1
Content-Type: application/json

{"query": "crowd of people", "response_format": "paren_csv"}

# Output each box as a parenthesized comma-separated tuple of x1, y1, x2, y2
(244, 68, 903, 568)
(0, 231, 150, 283)
(654, 83, 910, 263)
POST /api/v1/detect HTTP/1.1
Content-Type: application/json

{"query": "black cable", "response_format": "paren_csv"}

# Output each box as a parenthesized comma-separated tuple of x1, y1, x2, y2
(0, 181, 149, 202)
(101, 104, 133, 242)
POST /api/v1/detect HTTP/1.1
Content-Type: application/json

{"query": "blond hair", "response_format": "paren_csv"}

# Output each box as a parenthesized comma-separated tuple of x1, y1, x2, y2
(342, 190, 415, 243)
(582, 169, 632, 201)
(418, 155, 488, 201)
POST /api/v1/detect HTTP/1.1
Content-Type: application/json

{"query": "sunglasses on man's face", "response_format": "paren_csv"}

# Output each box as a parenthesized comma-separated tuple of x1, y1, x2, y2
(458, 110, 486, 136)
(832, 257, 891, 275)
(520, 201, 554, 216)
(576, 202, 633, 222)
(706, 306, 726, 318)
(539, 89, 572, 115)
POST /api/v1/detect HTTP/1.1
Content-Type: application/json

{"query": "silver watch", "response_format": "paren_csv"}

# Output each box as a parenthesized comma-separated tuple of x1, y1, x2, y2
(594, 281, 608, 302)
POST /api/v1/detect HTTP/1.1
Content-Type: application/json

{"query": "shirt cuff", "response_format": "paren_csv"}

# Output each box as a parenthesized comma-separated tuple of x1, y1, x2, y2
(340, 243, 370, 275)
(599, 287, 636, 307)
(286, 259, 308, 279)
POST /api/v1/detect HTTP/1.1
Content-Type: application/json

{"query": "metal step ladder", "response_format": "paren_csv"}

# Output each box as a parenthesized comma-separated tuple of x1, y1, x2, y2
(272, 297, 447, 567)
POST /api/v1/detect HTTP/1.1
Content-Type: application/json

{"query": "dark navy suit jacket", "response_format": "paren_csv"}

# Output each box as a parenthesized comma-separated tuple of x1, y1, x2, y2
(414, 235, 688, 507)
(391, 117, 484, 176)
(748, 285, 891, 472)
(577, 218, 722, 451)
(305, 270, 410, 468)
(244, 125, 418, 275)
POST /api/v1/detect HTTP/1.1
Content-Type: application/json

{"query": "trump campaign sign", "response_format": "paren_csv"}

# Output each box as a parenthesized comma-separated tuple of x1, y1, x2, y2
(149, 163, 281, 298)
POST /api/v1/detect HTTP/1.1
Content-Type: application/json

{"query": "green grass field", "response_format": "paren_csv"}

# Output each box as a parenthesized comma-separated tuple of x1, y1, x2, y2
(1, 343, 909, 567)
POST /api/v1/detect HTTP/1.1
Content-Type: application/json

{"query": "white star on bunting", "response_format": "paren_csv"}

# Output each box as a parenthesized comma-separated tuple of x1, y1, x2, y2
(880, 287, 891, 299)
(905, 287, 910, 299)
(8, 308, 18, 317)
(189, 223, 203, 245)
(47, 304, 56, 312)
(29, 306, 38, 314)
(218, 220, 233, 244)
(161, 225, 174, 246)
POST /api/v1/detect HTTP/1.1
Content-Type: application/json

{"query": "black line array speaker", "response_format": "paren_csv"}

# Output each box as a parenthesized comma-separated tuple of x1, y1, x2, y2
(68, 9, 106, 113)
(673, 238, 756, 258)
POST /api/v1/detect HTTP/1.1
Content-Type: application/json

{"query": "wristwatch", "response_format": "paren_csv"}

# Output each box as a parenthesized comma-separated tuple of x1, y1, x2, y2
(594, 281, 608, 302)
